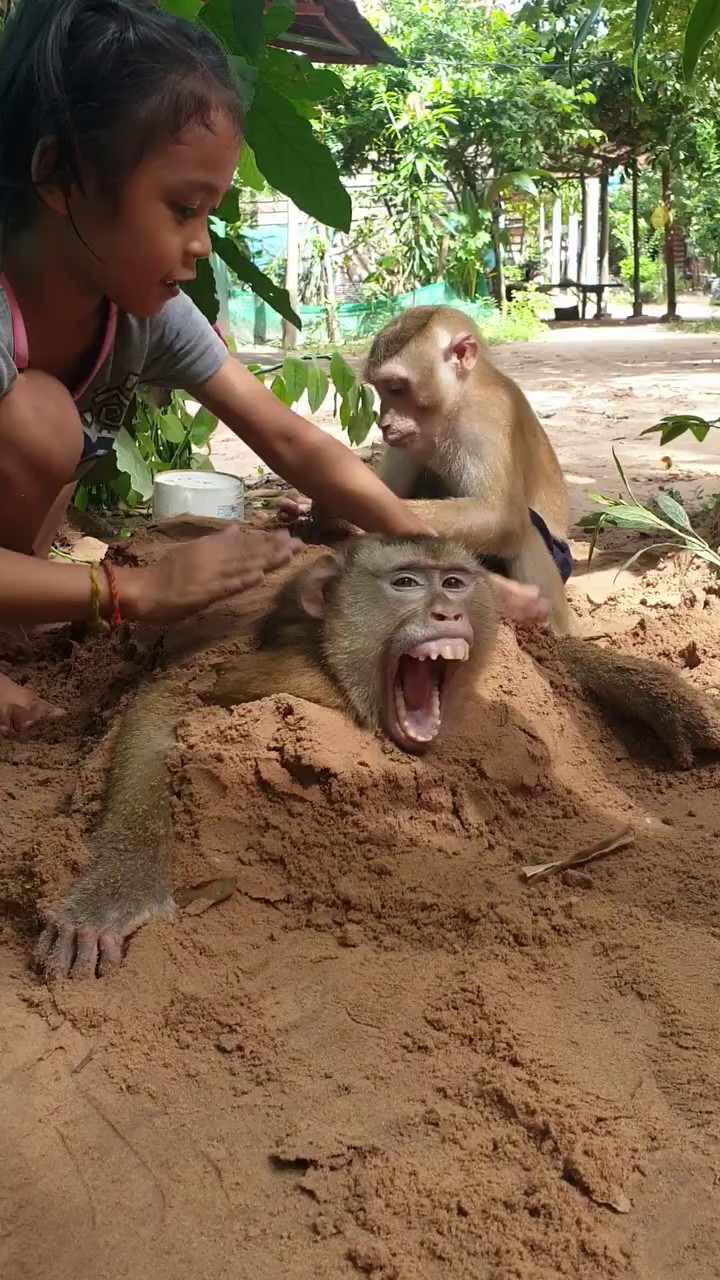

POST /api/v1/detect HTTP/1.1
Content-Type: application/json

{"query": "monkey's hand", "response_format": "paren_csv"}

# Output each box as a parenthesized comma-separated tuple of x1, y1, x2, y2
(36, 853, 175, 980)
(277, 494, 362, 541)
(486, 573, 549, 628)
(558, 637, 720, 768)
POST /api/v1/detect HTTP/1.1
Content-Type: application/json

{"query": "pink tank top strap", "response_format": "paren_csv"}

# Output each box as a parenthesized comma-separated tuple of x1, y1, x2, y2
(0, 271, 28, 371)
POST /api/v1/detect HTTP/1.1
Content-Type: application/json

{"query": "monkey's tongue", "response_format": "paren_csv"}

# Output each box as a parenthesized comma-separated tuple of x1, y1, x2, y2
(395, 656, 441, 742)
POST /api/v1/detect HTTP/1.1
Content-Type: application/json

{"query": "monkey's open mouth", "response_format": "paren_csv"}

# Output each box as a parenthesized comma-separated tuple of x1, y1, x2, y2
(390, 639, 470, 750)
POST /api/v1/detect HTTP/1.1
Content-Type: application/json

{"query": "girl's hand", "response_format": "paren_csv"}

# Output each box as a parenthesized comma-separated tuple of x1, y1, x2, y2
(123, 526, 302, 626)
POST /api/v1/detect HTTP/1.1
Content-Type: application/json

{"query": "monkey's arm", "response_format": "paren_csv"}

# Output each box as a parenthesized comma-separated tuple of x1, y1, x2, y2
(556, 638, 720, 768)
(38, 680, 182, 979)
(209, 649, 344, 713)
(407, 497, 526, 558)
(187, 360, 432, 538)
(378, 448, 426, 498)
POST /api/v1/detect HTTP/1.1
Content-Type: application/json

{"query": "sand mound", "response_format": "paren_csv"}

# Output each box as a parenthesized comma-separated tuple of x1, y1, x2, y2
(2, 534, 720, 1279)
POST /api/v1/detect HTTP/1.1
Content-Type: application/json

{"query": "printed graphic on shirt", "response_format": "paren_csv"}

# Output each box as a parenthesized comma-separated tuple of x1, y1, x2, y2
(80, 373, 140, 462)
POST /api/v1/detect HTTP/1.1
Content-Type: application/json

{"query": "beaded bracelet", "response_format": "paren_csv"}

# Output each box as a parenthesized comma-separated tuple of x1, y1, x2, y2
(102, 559, 122, 630)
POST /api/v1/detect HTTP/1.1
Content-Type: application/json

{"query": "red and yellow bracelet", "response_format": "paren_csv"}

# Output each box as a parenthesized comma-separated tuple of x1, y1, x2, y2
(88, 560, 122, 633)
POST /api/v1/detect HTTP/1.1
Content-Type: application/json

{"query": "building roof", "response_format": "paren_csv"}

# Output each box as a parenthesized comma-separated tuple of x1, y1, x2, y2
(273, 0, 404, 66)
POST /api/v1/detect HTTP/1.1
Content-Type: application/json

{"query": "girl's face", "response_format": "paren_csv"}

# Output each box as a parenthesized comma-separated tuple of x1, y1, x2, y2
(56, 109, 241, 316)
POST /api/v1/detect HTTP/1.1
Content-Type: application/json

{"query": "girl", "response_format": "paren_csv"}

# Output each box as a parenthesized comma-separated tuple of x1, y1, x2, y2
(0, 0, 543, 733)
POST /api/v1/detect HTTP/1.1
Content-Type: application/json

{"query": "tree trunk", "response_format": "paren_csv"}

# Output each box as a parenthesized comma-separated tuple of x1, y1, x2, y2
(491, 204, 506, 315)
(282, 198, 301, 351)
(661, 158, 677, 322)
(320, 227, 341, 346)
(631, 156, 643, 318)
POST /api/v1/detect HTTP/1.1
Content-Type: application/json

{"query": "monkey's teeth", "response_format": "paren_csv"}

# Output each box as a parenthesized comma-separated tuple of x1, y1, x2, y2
(407, 640, 469, 662)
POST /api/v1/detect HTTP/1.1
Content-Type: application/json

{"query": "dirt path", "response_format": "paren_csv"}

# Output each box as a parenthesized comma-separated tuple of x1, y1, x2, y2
(3, 324, 720, 1280)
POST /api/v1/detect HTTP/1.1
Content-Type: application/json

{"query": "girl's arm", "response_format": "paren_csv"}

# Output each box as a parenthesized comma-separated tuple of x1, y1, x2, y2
(0, 526, 299, 626)
(188, 357, 433, 538)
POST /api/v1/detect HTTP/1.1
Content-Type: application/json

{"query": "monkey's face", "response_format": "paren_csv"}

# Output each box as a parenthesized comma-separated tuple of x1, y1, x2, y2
(370, 328, 481, 453)
(322, 539, 494, 754)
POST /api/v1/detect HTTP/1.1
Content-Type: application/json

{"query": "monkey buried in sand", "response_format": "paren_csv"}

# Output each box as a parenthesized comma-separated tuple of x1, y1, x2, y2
(38, 533, 499, 979)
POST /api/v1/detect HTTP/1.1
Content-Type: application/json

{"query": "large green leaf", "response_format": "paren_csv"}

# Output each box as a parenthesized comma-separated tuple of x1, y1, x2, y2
(329, 351, 356, 397)
(181, 257, 219, 324)
(632, 0, 654, 96)
(569, 1, 603, 80)
(683, 0, 720, 82)
(160, 0, 202, 17)
(263, 0, 296, 42)
(245, 82, 352, 230)
(237, 142, 265, 193)
(209, 227, 300, 327)
(262, 49, 344, 103)
(216, 187, 241, 223)
(200, 0, 264, 60)
(307, 360, 329, 414)
(655, 491, 693, 530)
(282, 357, 308, 402)
(229, 55, 259, 113)
(113, 426, 154, 501)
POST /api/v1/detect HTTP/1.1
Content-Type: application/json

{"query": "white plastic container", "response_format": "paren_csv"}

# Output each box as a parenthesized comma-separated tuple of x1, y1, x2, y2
(152, 470, 245, 522)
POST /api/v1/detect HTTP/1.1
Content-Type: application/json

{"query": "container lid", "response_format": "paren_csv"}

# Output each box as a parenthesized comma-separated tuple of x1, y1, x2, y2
(153, 470, 244, 491)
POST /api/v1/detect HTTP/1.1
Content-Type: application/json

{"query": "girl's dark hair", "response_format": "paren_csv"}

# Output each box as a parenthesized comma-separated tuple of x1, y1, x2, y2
(0, 0, 243, 230)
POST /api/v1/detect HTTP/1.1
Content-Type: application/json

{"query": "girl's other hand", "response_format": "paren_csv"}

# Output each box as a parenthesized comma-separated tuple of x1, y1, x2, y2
(125, 526, 303, 626)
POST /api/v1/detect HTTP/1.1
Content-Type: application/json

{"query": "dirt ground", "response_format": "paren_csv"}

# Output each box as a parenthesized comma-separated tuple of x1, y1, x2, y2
(3, 322, 720, 1280)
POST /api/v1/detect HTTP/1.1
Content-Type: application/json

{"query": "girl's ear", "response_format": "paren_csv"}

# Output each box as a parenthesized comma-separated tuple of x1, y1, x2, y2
(31, 136, 71, 216)
(298, 553, 342, 619)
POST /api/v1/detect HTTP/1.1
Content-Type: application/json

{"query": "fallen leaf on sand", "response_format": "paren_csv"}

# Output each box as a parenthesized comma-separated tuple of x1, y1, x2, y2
(175, 875, 237, 914)
(522, 826, 634, 883)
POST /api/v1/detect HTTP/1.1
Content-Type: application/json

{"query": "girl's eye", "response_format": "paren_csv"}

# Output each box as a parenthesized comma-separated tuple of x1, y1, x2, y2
(442, 576, 466, 591)
(172, 203, 197, 223)
(392, 575, 421, 590)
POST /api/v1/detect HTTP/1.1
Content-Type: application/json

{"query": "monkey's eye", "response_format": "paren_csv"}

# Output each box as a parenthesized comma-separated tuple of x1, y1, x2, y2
(442, 575, 467, 591)
(391, 574, 421, 590)
(386, 380, 406, 396)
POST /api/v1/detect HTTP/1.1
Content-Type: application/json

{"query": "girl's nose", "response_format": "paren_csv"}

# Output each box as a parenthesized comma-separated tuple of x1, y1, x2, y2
(189, 223, 212, 260)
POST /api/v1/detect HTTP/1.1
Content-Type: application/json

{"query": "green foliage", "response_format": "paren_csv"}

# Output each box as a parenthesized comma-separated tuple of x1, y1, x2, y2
(248, 352, 379, 447)
(683, 0, 720, 83)
(579, 448, 720, 571)
(73, 393, 219, 511)
(641, 412, 719, 445)
(618, 253, 664, 301)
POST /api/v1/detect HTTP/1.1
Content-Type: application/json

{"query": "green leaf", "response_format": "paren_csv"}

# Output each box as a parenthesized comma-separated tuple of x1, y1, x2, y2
(569, 1, 603, 81)
(513, 173, 539, 199)
(216, 187, 241, 224)
(307, 360, 329, 414)
(329, 351, 356, 398)
(160, 0, 202, 17)
(113, 426, 153, 501)
(190, 407, 219, 448)
(632, 0, 654, 97)
(612, 447, 639, 503)
(618, 541, 681, 576)
(655, 491, 693, 530)
(245, 82, 352, 230)
(270, 375, 293, 406)
(659, 422, 695, 446)
(263, 0, 296, 42)
(210, 227, 300, 327)
(237, 142, 265, 193)
(263, 48, 343, 103)
(228, 55, 258, 114)
(587, 511, 608, 565)
(683, 0, 720, 82)
(281, 357, 308, 402)
(159, 410, 186, 444)
(200, 0, 265, 60)
(181, 258, 219, 324)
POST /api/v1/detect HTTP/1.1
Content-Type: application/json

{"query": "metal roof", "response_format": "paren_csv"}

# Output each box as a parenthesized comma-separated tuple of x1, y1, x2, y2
(273, 0, 404, 66)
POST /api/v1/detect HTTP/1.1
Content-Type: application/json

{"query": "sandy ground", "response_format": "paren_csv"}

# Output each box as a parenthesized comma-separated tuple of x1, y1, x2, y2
(3, 319, 720, 1279)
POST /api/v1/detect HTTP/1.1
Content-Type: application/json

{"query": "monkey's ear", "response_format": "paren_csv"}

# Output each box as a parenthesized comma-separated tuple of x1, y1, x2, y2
(449, 333, 479, 372)
(298, 553, 342, 618)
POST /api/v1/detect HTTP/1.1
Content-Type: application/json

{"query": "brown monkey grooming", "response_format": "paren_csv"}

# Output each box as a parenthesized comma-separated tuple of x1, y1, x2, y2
(38, 534, 497, 980)
(365, 305, 573, 633)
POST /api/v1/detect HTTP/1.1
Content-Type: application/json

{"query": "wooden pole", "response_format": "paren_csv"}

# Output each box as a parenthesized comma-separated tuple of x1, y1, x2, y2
(661, 158, 677, 321)
(598, 164, 610, 317)
(631, 156, 643, 318)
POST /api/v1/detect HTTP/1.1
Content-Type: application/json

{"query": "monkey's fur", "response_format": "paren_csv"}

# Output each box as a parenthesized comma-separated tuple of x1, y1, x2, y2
(38, 534, 498, 979)
(366, 306, 572, 633)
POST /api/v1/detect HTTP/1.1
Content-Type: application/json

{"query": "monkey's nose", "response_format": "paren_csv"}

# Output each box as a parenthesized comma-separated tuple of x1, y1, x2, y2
(431, 607, 462, 622)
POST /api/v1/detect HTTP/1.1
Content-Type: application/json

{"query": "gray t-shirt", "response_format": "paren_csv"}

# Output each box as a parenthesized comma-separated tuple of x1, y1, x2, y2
(0, 282, 228, 479)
